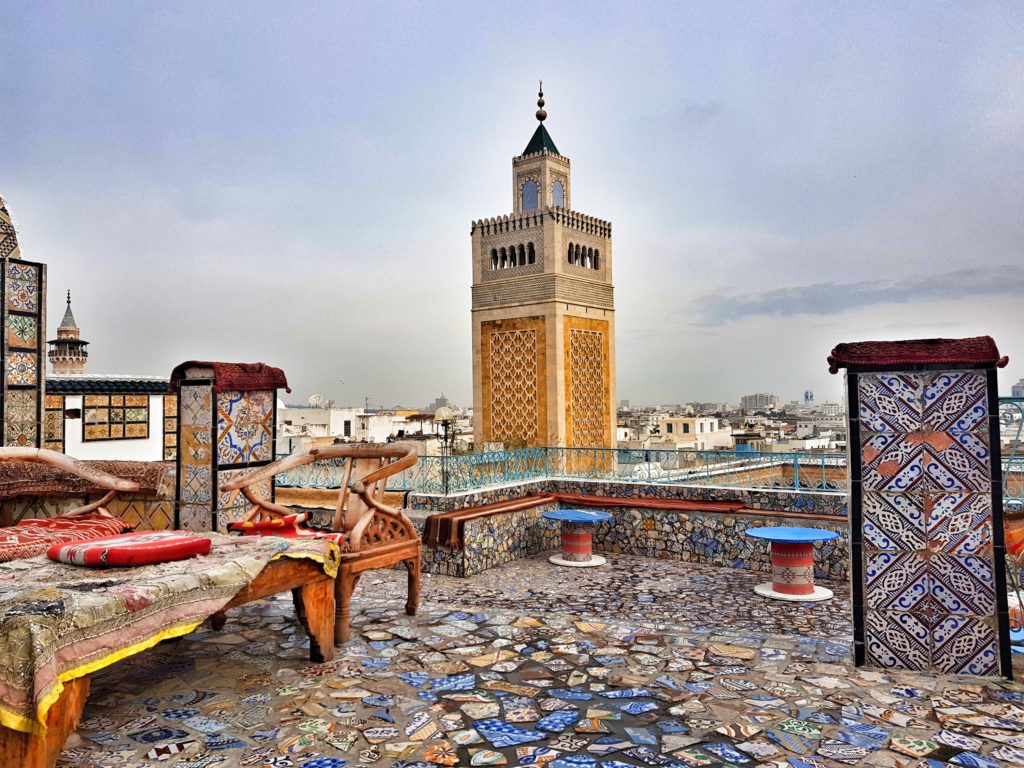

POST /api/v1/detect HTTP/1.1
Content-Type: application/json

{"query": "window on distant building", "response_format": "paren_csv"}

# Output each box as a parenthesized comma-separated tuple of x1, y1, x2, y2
(683, 424, 690, 434)
(521, 179, 539, 211)
(344, 420, 352, 437)
(83, 394, 149, 441)
(552, 180, 564, 207)
(527, 242, 536, 264)
(666, 423, 674, 433)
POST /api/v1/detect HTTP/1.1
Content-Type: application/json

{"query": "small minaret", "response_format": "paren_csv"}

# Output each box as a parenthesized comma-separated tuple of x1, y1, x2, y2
(48, 291, 89, 374)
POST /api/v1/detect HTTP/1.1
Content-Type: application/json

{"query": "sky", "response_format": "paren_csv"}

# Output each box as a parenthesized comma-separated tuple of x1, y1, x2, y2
(3, 2, 1023, 409)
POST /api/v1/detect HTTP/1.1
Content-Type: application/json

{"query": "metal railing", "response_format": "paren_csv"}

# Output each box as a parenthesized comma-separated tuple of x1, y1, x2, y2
(272, 398, 1024, 499)
(1003, 398, 1024, 516)
(276, 447, 847, 495)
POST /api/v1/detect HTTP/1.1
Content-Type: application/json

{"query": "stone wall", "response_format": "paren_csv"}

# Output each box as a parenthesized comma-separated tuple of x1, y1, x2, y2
(413, 477, 850, 581)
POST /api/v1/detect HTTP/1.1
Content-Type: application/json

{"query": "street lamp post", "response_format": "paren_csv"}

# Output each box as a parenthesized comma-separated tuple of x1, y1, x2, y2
(434, 406, 457, 496)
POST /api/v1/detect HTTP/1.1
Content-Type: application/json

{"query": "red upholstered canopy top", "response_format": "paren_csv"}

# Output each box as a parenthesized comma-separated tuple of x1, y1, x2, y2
(168, 361, 291, 393)
(827, 336, 1008, 374)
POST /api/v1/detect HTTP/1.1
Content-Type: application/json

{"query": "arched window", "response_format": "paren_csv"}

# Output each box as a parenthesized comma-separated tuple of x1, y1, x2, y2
(521, 179, 539, 212)
(593, 249, 600, 270)
(527, 242, 536, 264)
(552, 180, 565, 208)
(574, 244, 582, 265)
(518, 244, 526, 266)
(500, 247, 507, 268)
(585, 248, 593, 268)
(567, 243, 574, 263)
(490, 249, 498, 270)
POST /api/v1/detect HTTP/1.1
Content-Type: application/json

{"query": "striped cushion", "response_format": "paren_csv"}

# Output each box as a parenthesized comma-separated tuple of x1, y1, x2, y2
(48, 531, 211, 567)
(228, 513, 344, 545)
(0, 514, 131, 562)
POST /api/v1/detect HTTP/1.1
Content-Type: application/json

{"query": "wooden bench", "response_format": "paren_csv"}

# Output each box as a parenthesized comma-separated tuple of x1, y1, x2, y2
(221, 443, 421, 643)
(0, 556, 334, 768)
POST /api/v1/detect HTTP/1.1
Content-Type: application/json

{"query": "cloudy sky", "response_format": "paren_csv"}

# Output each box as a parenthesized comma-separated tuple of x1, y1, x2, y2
(3, 2, 1022, 408)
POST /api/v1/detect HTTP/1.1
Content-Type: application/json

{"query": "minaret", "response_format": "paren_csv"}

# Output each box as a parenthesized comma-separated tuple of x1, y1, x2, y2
(471, 85, 616, 449)
(48, 291, 89, 374)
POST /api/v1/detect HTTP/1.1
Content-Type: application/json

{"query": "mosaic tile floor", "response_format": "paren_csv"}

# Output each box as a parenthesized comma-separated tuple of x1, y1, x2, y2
(57, 554, 1024, 768)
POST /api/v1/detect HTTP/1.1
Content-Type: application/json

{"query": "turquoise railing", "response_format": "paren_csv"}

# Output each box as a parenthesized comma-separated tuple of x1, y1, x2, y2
(273, 398, 1024, 498)
(276, 447, 846, 495)
(1002, 398, 1024, 516)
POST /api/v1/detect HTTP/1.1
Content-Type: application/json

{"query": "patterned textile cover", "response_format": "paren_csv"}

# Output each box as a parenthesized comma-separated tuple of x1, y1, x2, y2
(0, 533, 338, 735)
(228, 512, 345, 545)
(827, 335, 1008, 373)
(167, 360, 291, 393)
(47, 531, 211, 567)
(0, 513, 131, 563)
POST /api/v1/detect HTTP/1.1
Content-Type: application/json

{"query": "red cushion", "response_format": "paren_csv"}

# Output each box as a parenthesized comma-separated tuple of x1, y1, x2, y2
(228, 512, 308, 532)
(47, 531, 211, 567)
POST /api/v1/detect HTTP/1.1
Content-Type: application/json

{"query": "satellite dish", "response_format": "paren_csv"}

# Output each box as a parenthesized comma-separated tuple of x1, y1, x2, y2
(308, 394, 323, 407)
(324, 399, 335, 409)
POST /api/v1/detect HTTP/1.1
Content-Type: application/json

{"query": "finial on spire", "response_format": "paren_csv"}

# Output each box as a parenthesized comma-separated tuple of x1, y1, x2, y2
(536, 80, 547, 122)
(66, 290, 71, 306)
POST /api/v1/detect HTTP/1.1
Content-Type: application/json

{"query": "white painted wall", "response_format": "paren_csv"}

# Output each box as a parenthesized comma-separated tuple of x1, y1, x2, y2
(62, 394, 166, 461)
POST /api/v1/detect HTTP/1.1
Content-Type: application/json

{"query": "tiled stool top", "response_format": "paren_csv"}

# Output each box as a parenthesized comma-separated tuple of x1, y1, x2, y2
(746, 526, 839, 543)
(543, 509, 613, 524)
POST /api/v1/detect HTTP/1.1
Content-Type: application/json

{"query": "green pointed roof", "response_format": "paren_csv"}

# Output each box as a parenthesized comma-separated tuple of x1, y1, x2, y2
(523, 123, 559, 156)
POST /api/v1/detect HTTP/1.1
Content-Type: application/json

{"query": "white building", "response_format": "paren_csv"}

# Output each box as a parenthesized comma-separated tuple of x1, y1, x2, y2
(656, 416, 733, 450)
(45, 375, 174, 461)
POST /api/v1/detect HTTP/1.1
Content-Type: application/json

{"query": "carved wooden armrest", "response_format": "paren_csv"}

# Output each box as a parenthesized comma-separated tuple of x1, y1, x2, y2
(0, 448, 140, 519)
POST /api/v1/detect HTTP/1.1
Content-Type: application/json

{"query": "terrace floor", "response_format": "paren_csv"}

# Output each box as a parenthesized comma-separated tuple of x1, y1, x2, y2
(57, 555, 1024, 768)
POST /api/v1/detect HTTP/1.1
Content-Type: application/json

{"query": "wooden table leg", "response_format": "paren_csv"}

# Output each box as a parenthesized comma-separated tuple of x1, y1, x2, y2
(0, 675, 90, 768)
(405, 554, 420, 616)
(300, 578, 335, 662)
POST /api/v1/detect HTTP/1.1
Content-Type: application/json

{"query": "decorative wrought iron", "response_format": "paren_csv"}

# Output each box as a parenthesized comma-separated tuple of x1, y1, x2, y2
(275, 446, 846, 494)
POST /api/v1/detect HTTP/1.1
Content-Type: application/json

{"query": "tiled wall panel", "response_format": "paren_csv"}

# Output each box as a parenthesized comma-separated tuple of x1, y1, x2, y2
(1, 257, 45, 448)
(849, 369, 1010, 677)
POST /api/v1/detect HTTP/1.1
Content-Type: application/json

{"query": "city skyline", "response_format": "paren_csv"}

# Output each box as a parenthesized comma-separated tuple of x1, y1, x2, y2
(4, 2, 1023, 406)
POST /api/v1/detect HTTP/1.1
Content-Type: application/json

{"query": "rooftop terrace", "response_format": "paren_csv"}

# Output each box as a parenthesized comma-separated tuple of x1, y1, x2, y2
(56, 553, 1024, 768)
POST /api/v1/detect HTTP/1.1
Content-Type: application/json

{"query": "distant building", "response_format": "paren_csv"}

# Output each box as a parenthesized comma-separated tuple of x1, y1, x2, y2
(1012, 378, 1024, 398)
(657, 416, 733, 450)
(472, 86, 616, 449)
(740, 393, 780, 411)
(820, 401, 843, 418)
(48, 291, 89, 374)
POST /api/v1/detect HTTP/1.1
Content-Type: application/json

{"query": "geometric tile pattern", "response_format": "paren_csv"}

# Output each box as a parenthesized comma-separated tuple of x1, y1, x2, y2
(0, 197, 21, 261)
(216, 467, 272, 532)
(6, 351, 37, 385)
(1, 240, 45, 449)
(4, 389, 37, 446)
(163, 394, 178, 461)
(107, 499, 175, 531)
(81, 394, 149, 441)
(5, 261, 38, 312)
(6, 314, 36, 349)
(487, 327, 540, 443)
(567, 328, 607, 448)
(853, 368, 1004, 676)
(216, 390, 273, 466)
(177, 384, 214, 532)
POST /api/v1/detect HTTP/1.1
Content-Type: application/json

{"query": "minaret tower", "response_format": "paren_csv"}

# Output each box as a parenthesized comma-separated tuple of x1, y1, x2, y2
(471, 85, 616, 449)
(48, 291, 89, 374)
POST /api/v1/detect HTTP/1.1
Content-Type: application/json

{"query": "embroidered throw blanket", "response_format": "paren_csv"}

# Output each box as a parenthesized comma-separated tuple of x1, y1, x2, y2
(0, 513, 132, 562)
(0, 533, 338, 735)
